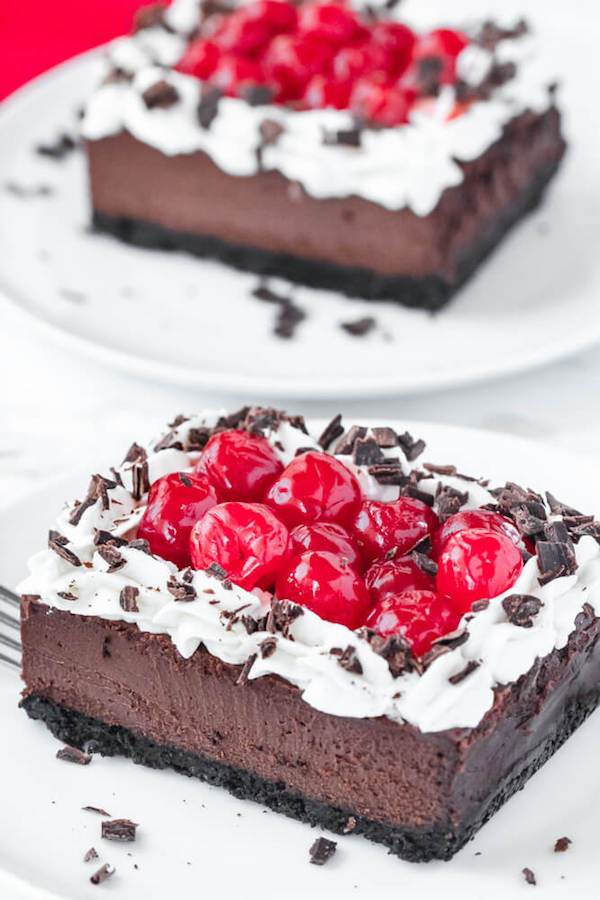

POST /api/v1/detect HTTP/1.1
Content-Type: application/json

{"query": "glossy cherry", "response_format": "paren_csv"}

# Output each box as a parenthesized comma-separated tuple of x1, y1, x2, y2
(331, 43, 387, 82)
(298, 2, 361, 45)
(370, 22, 415, 76)
(351, 496, 439, 565)
(265, 451, 362, 529)
(301, 74, 351, 109)
(264, 33, 332, 99)
(176, 40, 220, 79)
(364, 555, 436, 602)
(365, 590, 461, 657)
(190, 501, 290, 591)
(211, 54, 265, 95)
(195, 430, 283, 503)
(137, 472, 217, 569)
(437, 528, 524, 614)
(349, 77, 411, 126)
(276, 550, 372, 629)
(243, 0, 298, 33)
(431, 508, 525, 558)
(214, 9, 273, 55)
(290, 521, 364, 573)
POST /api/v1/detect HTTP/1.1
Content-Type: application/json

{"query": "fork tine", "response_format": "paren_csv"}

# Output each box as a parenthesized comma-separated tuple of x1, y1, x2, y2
(0, 609, 20, 632)
(0, 651, 20, 670)
(0, 632, 21, 653)
(0, 585, 20, 607)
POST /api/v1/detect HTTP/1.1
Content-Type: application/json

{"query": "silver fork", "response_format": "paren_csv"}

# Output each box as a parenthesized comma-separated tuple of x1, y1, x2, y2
(0, 586, 21, 670)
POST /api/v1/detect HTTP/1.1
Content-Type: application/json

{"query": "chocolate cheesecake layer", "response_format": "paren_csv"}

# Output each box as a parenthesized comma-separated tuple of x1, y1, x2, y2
(87, 108, 565, 308)
(21, 597, 600, 861)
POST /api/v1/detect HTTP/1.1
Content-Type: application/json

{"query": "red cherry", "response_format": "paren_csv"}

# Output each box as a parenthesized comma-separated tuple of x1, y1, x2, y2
(244, 0, 298, 32)
(365, 590, 461, 657)
(413, 29, 468, 84)
(332, 43, 386, 81)
(175, 40, 220, 79)
(190, 501, 290, 591)
(351, 497, 438, 565)
(290, 522, 364, 572)
(437, 528, 524, 614)
(137, 472, 217, 569)
(365, 555, 435, 602)
(349, 77, 411, 126)
(371, 22, 415, 76)
(264, 33, 332, 99)
(210, 54, 265, 95)
(214, 9, 273, 55)
(265, 451, 362, 529)
(298, 2, 361, 45)
(432, 509, 525, 558)
(301, 74, 350, 109)
(195, 430, 283, 503)
(276, 550, 372, 629)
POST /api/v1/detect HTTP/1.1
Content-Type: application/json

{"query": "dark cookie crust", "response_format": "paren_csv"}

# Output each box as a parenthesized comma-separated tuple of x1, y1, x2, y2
(21, 685, 600, 862)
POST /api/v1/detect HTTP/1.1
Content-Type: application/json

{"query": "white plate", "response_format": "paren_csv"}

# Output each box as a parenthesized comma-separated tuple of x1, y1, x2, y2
(2, 420, 600, 899)
(0, 0, 599, 398)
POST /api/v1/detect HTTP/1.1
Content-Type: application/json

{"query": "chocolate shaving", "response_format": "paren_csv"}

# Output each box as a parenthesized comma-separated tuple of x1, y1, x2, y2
(84, 847, 99, 862)
(371, 427, 398, 448)
(259, 118, 284, 145)
(410, 551, 438, 577)
(318, 414, 344, 450)
(83, 806, 111, 816)
(502, 594, 542, 627)
(119, 585, 139, 613)
(274, 298, 306, 339)
(35, 133, 77, 160)
(57, 591, 77, 602)
(48, 530, 81, 567)
(129, 538, 151, 554)
(448, 660, 480, 685)
(398, 432, 426, 462)
(423, 462, 456, 476)
(543, 520, 572, 545)
(511, 502, 547, 537)
(309, 837, 337, 866)
(242, 615, 259, 635)
(554, 836, 572, 852)
(353, 436, 384, 467)
(360, 628, 414, 677)
(197, 86, 222, 129)
(133, 1, 167, 31)
(90, 864, 115, 885)
(154, 431, 184, 452)
(167, 576, 197, 602)
(187, 426, 211, 450)
(242, 84, 274, 106)
(432, 628, 468, 650)
(434, 483, 468, 521)
(471, 599, 490, 613)
(546, 491, 582, 517)
(259, 636, 277, 658)
(368, 460, 406, 486)
(102, 819, 137, 842)
(341, 316, 376, 337)
(265, 599, 304, 639)
(56, 745, 92, 765)
(323, 126, 362, 148)
(94, 530, 128, 548)
(142, 80, 179, 109)
(97, 544, 126, 573)
(536, 541, 578, 585)
(330, 645, 363, 675)
(236, 653, 257, 686)
(206, 562, 229, 580)
(522, 867, 536, 886)
(334, 425, 367, 455)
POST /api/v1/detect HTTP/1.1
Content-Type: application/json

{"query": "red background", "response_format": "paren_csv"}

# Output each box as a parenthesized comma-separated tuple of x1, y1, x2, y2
(0, 0, 153, 101)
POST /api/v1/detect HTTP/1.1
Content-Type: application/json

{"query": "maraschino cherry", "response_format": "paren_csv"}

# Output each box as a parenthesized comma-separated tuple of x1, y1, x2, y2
(437, 528, 523, 614)
(137, 472, 217, 569)
(290, 521, 364, 573)
(276, 550, 372, 629)
(190, 501, 290, 590)
(195, 429, 283, 503)
(432, 508, 525, 558)
(351, 496, 438, 565)
(364, 555, 435, 602)
(365, 590, 461, 656)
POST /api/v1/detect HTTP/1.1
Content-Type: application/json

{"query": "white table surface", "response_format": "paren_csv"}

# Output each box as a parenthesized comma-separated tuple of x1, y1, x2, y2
(1, 294, 599, 513)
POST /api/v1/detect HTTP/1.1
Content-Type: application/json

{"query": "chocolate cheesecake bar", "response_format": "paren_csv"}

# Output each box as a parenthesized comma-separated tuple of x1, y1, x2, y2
(82, 1, 566, 310)
(19, 408, 600, 861)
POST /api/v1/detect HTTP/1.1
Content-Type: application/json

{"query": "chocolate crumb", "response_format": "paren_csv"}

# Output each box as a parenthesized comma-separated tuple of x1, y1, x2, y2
(343, 816, 356, 833)
(56, 745, 91, 765)
(318, 414, 344, 450)
(371, 427, 398, 448)
(133, 1, 167, 31)
(554, 836, 571, 852)
(448, 660, 480, 685)
(236, 654, 257, 686)
(167, 575, 197, 602)
(502, 594, 542, 628)
(35, 133, 77, 160)
(410, 551, 438, 577)
(334, 425, 367, 455)
(84, 847, 99, 862)
(48, 530, 81, 567)
(274, 298, 306, 339)
(57, 591, 77, 602)
(197, 86, 222, 129)
(323, 126, 362, 148)
(97, 544, 126, 573)
(309, 836, 337, 866)
(341, 316, 376, 337)
(431, 628, 468, 650)
(398, 432, 426, 462)
(259, 118, 284, 145)
(330, 644, 363, 675)
(142, 80, 179, 109)
(119, 585, 139, 613)
(83, 806, 111, 816)
(536, 541, 578, 585)
(353, 436, 384, 467)
(259, 636, 277, 658)
(360, 628, 414, 677)
(243, 84, 274, 106)
(522, 867, 536, 886)
(90, 863, 115, 885)
(471, 599, 490, 613)
(102, 819, 137, 842)
(129, 538, 151, 555)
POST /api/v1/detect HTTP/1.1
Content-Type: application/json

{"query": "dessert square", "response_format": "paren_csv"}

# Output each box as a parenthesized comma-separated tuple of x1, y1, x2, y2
(19, 408, 600, 861)
(82, 1, 566, 310)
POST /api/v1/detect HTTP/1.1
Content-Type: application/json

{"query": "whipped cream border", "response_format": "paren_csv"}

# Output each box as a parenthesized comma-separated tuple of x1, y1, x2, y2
(80, 0, 557, 216)
(18, 411, 600, 734)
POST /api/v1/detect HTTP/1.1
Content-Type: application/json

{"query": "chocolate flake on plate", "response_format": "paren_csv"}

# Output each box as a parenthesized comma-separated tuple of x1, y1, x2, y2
(83, 806, 111, 816)
(35, 133, 77, 160)
(142, 80, 179, 109)
(318, 414, 344, 450)
(341, 316, 376, 337)
(56, 745, 92, 765)
(90, 863, 115, 885)
(448, 660, 480, 685)
(309, 836, 337, 866)
(102, 819, 138, 842)
(554, 836, 572, 852)
(119, 585, 140, 613)
(167, 576, 197, 602)
(536, 540, 578, 585)
(330, 645, 363, 675)
(236, 653, 257, 686)
(84, 847, 99, 862)
(48, 531, 81, 567)
(522, 867, 536, 886)
(502, 594, 543, 627)
(57, 591, 77, 602)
